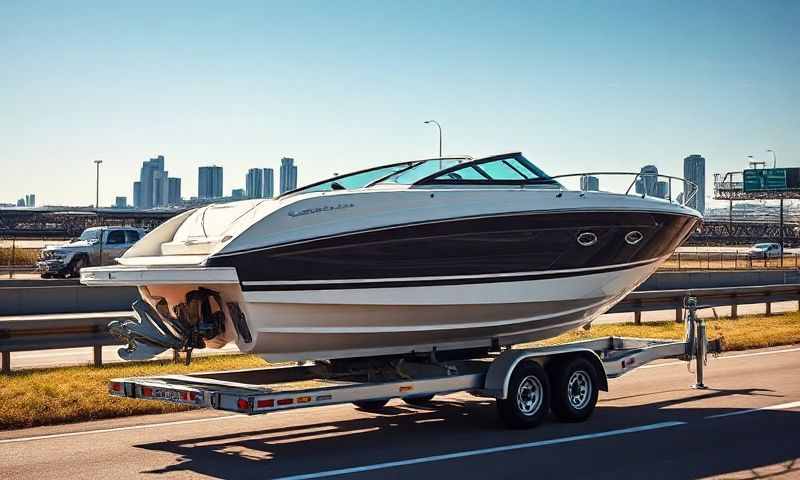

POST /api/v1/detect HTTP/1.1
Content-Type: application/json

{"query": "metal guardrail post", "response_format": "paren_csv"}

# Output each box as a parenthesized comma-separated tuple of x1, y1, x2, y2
(93, 345, 103, 367)
(1, 351, 9, 374)
(766, 299, 772, 316)
(731, 300, 738, 319)
(675, 306, 683, 323)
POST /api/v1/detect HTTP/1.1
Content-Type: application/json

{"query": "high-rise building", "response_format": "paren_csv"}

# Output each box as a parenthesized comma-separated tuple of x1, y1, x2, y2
(264, 168, 274, 198)
(168, 177, 181, 205)
(655, 181, 669, 199)
(134, 155, 165, 209)
(231, 188, 245, 199)
(279, 157, 297, 194)
(16, 198, 25, 207)
(245, 168, 264, 198)
(198, 166, 223, 199)
(579, 175, 599, 191)
(152, 169, 169, 207)
(25, 194, 35, 207)
(133, 182, 141, 209)
(635, 165, 659, 196)
(683, 154, 706, 213)
(114, 196, 127, 209)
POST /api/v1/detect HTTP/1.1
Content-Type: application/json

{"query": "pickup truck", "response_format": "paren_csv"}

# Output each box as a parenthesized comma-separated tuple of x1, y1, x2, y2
(37, 226, 145, 278)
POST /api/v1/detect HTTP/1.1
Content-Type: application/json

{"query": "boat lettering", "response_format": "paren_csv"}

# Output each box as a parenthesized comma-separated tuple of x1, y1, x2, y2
(288, 203, 355, 217)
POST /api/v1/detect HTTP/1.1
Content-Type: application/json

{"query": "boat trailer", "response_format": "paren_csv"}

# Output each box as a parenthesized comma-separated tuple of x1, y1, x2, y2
(108, 298, 722, 429)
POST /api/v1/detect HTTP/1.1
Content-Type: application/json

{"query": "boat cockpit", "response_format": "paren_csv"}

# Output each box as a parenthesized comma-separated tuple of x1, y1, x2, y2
(279, 153, 560, 198)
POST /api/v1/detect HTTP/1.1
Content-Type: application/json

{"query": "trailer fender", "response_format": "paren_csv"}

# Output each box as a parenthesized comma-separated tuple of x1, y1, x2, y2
(483, 348, 608, 399)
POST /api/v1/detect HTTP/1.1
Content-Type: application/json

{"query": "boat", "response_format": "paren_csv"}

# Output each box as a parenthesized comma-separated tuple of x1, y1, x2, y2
(80, 152, 701, 363)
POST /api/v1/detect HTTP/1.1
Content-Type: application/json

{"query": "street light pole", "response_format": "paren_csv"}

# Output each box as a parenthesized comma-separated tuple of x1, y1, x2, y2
(94, 160, 103, 208)
(767, 149, 777, 168)
(424, 120, 442, 161)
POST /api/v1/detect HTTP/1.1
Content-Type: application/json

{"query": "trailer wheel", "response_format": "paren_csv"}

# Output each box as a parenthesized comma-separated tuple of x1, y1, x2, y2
(353, 399, 390, 412)
(549, 356, 599, 423)
(403, 394, 434, 406)
(496, 361, 550, 429)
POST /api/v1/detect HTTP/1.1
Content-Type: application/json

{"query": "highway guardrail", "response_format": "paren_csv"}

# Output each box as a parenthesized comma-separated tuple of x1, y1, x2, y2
(2, 284, 800, 373)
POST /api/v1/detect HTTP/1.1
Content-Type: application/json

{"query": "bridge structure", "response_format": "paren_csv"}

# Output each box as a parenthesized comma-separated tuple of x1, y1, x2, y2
(710, 169, 800, 248)
(0, 207, 185, 239)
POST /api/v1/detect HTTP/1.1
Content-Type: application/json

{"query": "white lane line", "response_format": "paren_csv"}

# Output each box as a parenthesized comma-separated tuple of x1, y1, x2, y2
(705, 400, 800, 419)
(273, 421, 687, 480)
(0, 414, 247, 444)
(638, 346, 800, 370)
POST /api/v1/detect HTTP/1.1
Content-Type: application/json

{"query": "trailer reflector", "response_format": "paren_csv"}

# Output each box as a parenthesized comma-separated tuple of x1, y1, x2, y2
(141, 387, 153, 397)
(237, 399, 250, 410)
(316, 395, 333, 402)
(296, 396, 312, 404)
(277, 398, 294, 406)
(109, 382, 123, 393)
(399, 386, 413, 393)
(256, 399, 274, 408)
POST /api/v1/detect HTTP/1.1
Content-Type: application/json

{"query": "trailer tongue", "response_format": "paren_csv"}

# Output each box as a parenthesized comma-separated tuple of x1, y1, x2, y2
(108, 298, 722, 429)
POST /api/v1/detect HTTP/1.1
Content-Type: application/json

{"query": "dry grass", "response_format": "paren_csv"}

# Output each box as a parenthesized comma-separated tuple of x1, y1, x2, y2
(0, 247, 39, 266)
(2, 312, 799, 431)
(527, 312, 800, 351)
(0, 354, 266, 431)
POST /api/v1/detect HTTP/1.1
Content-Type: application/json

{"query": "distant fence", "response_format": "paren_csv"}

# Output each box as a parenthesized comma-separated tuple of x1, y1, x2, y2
(662, 251, 800, 271)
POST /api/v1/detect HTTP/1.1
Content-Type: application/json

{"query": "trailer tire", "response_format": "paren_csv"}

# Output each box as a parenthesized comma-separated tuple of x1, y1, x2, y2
(496, 361, 550, 429)
(549, 356, 599, 423)
(403, 394, 435, 406)
(353, 399, 390, 412)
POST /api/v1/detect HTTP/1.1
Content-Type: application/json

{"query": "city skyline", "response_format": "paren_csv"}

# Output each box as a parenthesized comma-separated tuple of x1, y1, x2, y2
(1, 2, 797, 206)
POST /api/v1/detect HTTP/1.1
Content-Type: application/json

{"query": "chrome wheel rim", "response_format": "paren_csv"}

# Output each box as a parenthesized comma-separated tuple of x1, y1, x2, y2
(516, 375, 543, 415)
(568, 370, 591, 410)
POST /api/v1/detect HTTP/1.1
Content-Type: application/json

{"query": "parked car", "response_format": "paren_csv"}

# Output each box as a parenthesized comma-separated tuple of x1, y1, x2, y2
(36, 226, 145, 278)
(747, 242, 783, 259)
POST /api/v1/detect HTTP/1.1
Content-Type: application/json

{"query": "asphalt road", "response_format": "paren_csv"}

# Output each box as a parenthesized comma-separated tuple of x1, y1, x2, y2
(1, 346, 799, 479)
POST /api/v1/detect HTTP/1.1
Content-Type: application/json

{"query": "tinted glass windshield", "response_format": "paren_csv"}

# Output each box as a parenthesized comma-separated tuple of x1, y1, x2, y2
(281, 162, 415, 197)
(379, 159, 463, 185)
(417, 153, 557, 186)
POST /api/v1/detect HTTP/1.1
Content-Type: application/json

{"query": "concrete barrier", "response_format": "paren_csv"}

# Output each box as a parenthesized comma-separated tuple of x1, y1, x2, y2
(2, 269, 799, 317)
(639, 270, 800, 291)
(0, 284, 138, 316)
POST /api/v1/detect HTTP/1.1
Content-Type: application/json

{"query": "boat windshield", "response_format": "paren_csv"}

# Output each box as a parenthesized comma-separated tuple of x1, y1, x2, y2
(377, 159, 464, 185)
(280, 162, 416, 198)
(414, 153, 558, 186)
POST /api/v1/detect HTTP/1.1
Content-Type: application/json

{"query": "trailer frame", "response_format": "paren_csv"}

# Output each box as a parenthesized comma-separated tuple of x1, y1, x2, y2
(108, 299, 722, 428)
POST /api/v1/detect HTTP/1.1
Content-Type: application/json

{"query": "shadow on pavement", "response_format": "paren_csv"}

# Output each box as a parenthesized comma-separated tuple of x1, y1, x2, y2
(135, 389, 800, 479)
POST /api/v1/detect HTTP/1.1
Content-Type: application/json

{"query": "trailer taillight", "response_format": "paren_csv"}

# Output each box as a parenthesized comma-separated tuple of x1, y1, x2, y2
(180, 391, 197, 401)
(110, 382, 123, 392)
(277, 398, 293, 406)
(141, 387, 153, 397)
(237, 399, 250, 410)
(256, 399, 274, 408)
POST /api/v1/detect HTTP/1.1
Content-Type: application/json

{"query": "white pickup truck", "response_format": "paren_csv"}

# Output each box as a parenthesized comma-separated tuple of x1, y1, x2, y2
(36, 226, 145, 278)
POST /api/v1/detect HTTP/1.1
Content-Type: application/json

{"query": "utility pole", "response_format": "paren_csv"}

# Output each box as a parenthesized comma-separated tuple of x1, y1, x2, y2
(94, 160, 103, 208)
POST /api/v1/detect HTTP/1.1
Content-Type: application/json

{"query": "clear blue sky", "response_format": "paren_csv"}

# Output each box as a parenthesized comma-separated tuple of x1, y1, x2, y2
(1, 0, 797, 207)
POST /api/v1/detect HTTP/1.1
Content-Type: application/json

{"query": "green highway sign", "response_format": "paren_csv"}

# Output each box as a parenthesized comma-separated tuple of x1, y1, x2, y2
(743, 168, 789, 192)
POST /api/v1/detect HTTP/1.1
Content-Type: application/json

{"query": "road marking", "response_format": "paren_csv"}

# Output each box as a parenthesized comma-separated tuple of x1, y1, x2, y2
(638, 346, 800, 370)
(705, 400, 800, 419)
(273, 421, 687, 480)
(0, 414, 246, 444)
